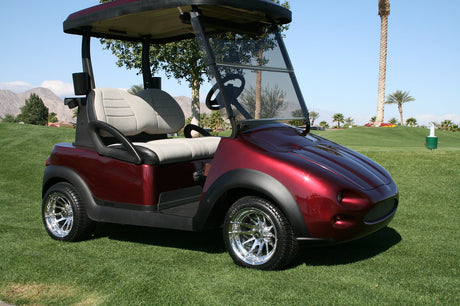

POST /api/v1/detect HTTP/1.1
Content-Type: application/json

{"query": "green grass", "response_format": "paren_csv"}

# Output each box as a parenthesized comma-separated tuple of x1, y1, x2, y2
(313, 126, 460, 152)
(1, 122, 459, 305)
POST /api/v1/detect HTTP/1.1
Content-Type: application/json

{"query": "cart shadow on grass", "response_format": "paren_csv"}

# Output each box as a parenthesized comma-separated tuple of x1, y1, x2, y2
(296, 227, 402, 267)
(92, 223, 226, 254)
(92, 223, 401, 266)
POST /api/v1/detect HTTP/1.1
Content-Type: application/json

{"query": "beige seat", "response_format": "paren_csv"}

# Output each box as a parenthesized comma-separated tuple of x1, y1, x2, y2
(88, 88, 220, 164)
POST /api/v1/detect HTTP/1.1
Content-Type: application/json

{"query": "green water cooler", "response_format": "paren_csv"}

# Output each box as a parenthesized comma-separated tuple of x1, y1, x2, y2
(425, 124, 438, 150)
(425, 136, 438, 149)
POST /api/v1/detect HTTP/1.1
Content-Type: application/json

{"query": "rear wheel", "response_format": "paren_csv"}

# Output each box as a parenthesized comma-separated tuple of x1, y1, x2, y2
(42, 182, 95, 241)
(223, 196, 298, 270)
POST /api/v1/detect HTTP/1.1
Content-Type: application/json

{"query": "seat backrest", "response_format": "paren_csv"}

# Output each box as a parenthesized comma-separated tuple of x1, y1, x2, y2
(88, 88, 185, 137)
(136, 89, 185, 133)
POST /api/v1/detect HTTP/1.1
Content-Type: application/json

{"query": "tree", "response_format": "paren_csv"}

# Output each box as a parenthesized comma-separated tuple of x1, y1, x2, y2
(253, 1, 290, 119)
(405, 117, 417, 127)
(370, 116, 377, 123)
(319, 121, 329, 129)
(344, 117, 354, 128)
(440, 120, 456, 132)
(100, 0, 289, 128)
(389, 117, 398, 125)
(289, 109, 308, 127)
(17, 93, 49, 125)
(1, 114, 18, 123)
(128, 84, 143, 95)
(200, 113, 210, 129)
(240, 85, 287, 119)
(375, 0, 390, 127)
(291, 109, 303, 117)
(332, 113, 345, 128)
(208, 111, 225, 130)
(48, 112, 58, 123)
(309, 111, 319, 126)
(385, 90, 415, 126)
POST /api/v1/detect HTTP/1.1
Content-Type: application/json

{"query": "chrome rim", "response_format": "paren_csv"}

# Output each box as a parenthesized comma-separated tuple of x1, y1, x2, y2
(228, 207, 278, 265)
(44, 192, 74, 238)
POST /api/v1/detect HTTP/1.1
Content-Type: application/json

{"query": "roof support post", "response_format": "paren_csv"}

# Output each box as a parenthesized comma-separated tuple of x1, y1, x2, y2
(142, 41, 153, 89)
(82, 34, 96, 89)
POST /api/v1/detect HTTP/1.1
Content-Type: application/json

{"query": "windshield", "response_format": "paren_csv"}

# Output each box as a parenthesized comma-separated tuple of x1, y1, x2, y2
(201, 27, 308, 126)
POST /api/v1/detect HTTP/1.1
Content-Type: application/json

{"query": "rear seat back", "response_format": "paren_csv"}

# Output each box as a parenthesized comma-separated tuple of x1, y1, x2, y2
(87, 88, 220, 165)
(89, 88, 184, 136)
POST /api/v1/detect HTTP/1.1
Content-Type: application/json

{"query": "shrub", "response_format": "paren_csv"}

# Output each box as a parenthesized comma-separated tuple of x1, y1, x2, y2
(1, 114, 18, 123)
(16, 93, 49, 125)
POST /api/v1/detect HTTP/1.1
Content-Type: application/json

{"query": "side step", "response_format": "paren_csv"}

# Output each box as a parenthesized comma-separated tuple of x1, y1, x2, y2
(86, 186, 203, 231)
(157, 186, 202, 211)
(157, 186, 202, 218)
(160, 201, 200, 218)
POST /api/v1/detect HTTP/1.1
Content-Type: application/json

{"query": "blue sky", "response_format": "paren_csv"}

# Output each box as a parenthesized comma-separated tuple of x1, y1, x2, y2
(1, 0, 459, 125)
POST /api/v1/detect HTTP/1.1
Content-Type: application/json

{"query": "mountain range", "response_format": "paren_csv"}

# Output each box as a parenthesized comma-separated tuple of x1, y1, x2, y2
(0, 88, 74, 122)
(0, 88, 210, 123)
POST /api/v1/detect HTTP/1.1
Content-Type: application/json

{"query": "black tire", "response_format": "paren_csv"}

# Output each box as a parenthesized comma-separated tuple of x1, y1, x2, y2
(42, 182, 95, 242)
(223, 196, 298, 270)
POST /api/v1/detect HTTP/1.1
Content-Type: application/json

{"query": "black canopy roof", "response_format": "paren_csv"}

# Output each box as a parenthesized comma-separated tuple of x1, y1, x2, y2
(63, 0, 291, 43)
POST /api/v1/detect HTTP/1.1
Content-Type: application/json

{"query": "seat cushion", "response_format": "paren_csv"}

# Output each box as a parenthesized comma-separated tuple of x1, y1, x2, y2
(135, 137, 221, 164)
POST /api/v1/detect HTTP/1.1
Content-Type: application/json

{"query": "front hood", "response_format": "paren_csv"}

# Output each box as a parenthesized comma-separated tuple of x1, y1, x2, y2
(242, 124, 392, 191)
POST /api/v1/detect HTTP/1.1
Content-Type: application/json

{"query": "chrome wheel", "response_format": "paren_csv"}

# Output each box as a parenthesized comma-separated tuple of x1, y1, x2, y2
(224, 196, 298, 270)
(44, 192, 74, 238)
(42, 182, 94, 241)
(228, 207, 278, 266)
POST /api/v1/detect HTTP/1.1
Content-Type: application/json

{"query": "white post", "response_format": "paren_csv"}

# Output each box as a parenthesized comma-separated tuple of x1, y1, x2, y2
(429, 123, 436, 137)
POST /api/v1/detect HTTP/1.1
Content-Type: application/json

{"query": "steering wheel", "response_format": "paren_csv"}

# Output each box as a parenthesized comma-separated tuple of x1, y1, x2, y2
(184, 124, 212, 138)
(205, 74, 246, 111)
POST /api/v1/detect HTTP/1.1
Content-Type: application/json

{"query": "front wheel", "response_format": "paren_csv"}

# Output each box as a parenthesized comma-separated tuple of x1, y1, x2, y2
(223, 196, 298, 270)
(42, 182, 95, 242)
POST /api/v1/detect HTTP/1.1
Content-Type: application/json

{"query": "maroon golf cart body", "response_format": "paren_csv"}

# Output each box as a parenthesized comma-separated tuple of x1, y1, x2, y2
(42, 0, 398, 270)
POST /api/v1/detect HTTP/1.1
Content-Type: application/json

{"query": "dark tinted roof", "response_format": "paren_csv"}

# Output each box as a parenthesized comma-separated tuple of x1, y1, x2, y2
(63, 0, 291, 42)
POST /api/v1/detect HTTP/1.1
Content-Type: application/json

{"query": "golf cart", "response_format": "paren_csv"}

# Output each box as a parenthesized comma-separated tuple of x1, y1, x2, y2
(42, 0, 398, 270)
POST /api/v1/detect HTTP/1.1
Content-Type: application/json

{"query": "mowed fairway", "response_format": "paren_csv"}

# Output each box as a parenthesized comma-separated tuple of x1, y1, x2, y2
(1, 122, 459, 305)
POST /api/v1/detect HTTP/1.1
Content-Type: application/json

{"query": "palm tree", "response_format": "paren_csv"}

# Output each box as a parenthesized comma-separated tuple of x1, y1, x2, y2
(332, 113, 345, 128)
(345, 117, 354, 127)
(405, 117, 417, 127)
(385, 90, 415, 126)
(375, 0, 390, 127)
(319, 121, 329, 129)
(309, 111, 319, 126)
(440, 120, 454, 131)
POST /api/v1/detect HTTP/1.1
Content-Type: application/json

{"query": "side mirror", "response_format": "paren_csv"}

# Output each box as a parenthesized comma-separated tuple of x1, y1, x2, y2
(72, 72, 91, 95)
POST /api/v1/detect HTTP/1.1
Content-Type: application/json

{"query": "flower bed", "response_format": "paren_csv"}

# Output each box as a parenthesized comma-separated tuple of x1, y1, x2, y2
(364, 122, 396, 127)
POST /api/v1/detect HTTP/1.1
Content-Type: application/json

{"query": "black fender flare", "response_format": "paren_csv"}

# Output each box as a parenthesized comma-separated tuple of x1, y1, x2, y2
(42, 165, 101, 220)
(194, 168, 309, 237)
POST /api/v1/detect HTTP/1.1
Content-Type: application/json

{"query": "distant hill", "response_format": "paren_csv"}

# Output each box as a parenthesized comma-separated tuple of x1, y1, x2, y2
(0, 88, 210, 123)
(0, 88, 74, 122)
